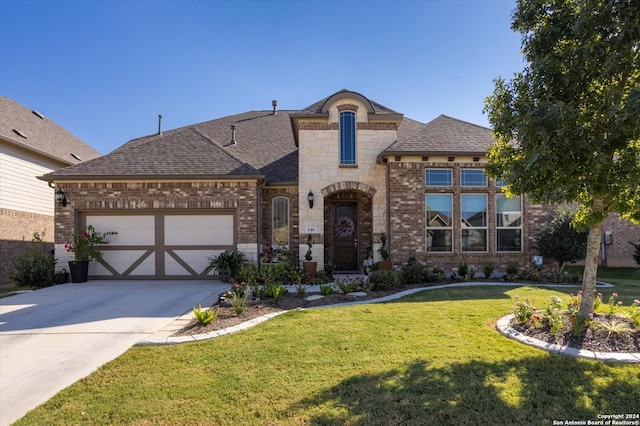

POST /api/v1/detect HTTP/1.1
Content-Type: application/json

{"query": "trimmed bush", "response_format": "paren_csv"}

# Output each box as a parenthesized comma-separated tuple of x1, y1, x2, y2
(368, 270, 399, 291)
(5, 231, 55, 288)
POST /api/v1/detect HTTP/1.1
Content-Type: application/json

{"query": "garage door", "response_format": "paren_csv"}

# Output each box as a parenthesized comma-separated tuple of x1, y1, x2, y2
(83, 211, 235, 279)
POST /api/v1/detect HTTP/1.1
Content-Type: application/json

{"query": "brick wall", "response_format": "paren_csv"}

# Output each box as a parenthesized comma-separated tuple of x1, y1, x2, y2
(601, 213, 640, 267)
(0, 208, 54, 286)
(387, 161, 555, 274)
(260, 187, 299, 259)
(53, 180, 259, 248)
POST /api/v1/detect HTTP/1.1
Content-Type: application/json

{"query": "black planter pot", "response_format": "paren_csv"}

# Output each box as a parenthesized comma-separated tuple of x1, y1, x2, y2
(55, 272, 69, 284)
(69, 260, 89, 283)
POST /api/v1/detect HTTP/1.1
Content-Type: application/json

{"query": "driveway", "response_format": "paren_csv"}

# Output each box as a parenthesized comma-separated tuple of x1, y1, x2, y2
(0, 280, 227, 426)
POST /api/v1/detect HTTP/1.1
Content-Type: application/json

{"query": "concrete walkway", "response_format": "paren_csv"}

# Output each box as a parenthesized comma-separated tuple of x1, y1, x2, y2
(0, 280, 227, 426)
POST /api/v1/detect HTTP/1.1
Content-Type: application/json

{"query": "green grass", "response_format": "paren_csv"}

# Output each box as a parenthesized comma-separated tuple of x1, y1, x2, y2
(14, 270, 640, 426)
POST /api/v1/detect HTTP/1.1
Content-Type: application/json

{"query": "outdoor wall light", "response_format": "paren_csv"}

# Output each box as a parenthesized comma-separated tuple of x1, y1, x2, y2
(56, 188, 67, 207)
(307, 191, 314, 209)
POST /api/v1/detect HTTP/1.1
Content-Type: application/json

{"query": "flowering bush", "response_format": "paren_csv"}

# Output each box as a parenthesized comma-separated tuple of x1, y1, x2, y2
(65, 225, 117, 261)
(512, 296, 536, 323)
(543, 296, 564, 335)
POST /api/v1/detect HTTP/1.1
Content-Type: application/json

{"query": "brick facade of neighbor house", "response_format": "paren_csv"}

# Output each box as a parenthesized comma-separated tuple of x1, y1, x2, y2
(601, 213, 640, 267)
(0, 209, 54, 286)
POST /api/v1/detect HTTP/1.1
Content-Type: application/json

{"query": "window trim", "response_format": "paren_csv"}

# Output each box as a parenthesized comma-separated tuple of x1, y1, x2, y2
(460, 193, 488, 253)
(460, 169, 488, 187)
(425, 168, 453, 187)
(339, 111, 356, 165)
(425, 193, 453, 253)
(496, 194, 523, 252)
(272, 196, 290, 250)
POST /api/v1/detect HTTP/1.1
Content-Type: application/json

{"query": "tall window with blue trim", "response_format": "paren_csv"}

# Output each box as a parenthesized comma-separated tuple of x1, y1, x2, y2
(339, 111, 356, 165)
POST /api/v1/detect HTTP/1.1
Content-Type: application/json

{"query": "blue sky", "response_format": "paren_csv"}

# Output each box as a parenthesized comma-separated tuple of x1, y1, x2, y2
(0, 0, 523, 155)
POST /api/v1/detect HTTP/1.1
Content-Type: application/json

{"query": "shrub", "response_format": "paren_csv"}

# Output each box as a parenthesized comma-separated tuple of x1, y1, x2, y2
(533, 207, 588, 272)
(506, 262, 519, 277)
(232, 293, 248, 315)
(335, 276, 362, 293)
(483, 264, 495, 279)
(193, 304, 219, 325)
(295, 282, 306, 298)
(5, 230, 55, 288)
(431, 265, 445, 282)
(400, 257, 425, 285)
(368, 270, 399, 291)
(512, 296, 535, 324)
(543, 296, 564, 335)
(236, 263, 260, 286)
(319, 283, 335, 295)
(270, 284, 287, 304)
(629, 299, 640, 328)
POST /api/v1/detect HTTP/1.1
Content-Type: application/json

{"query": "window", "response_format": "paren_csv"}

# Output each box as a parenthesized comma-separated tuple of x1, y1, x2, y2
(461, 169, 487, 187)
(425, 169, 452, 186)
(496, 194, 522, 252)
(426, 194, 453, 252)
(495, 178, 507, 188)
(339, 111, 356, 165)
(272, 197, 289, 250)
(461, 194, 487, 252)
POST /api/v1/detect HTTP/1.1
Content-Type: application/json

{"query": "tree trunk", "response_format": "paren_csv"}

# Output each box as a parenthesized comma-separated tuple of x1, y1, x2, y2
(578, 220, 603, 318)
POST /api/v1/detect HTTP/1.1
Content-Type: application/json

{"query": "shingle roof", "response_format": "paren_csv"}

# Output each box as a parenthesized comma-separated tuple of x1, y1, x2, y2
(42, 93, 488, 184)
(42, 125, 263, 180)
(297, 89, 401, 115)
(0, 97, 101, 164)
(383, 115, 494, 155)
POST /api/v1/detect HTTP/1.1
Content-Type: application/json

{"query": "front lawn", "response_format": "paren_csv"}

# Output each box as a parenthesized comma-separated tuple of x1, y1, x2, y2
(14, 272, 640, 425)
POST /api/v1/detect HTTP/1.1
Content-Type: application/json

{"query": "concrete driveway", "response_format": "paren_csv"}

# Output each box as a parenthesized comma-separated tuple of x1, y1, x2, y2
(0, 280, 227, 426)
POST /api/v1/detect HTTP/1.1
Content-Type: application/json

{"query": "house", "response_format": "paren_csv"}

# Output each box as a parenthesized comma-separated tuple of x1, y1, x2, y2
(39, 89, 640, 280)
(0, 97, 102, 285)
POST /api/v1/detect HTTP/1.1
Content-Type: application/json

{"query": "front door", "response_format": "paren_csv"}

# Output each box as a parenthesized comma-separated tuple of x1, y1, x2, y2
(332, 203, 358, 271)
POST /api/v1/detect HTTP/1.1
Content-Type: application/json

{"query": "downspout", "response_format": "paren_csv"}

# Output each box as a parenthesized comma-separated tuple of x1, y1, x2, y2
(256, 180, 266, 269)
(385, 160, 391, 263)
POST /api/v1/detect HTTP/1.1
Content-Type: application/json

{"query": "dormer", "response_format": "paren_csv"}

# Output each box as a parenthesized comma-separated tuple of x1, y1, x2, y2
(289, 89, 404, 146)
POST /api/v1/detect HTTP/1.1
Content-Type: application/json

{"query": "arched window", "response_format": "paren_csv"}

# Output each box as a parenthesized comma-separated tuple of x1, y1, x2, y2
(272, 197, 289, 250)
(339, 111, 356, 165)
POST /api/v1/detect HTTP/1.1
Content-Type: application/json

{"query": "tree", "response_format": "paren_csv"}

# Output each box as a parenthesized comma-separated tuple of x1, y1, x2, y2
(484, 0, 640, 318)
(533, 208, 589, 272)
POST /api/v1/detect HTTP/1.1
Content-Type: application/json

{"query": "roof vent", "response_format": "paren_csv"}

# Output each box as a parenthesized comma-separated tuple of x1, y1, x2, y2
(31, 110, 45, 119)
(229, 124, 237, 146)
(158, 114, 163, 135)
(12, 129, 27, 138)
(272, 100, 278, 115)
(71, 153, 82, 161)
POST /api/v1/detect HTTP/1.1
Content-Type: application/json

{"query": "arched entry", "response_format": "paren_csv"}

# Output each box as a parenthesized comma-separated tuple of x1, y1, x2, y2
(322, 182, 376, 272)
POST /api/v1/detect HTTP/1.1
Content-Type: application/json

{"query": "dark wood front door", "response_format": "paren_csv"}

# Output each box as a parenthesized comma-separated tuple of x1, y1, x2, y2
(332, 203, 358, 271)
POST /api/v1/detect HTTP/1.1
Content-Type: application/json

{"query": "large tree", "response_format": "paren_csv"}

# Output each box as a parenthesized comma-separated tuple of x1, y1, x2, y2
(484, 0, 640, 317)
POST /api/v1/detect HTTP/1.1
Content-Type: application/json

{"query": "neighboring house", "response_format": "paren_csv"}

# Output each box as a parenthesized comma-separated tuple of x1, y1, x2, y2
(0, 97, 102, 285)
(39, 89, 640, 280)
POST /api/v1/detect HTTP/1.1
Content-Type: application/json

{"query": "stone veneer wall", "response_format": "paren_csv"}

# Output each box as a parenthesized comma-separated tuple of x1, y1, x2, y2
(53, 181, 260, 260)
(0, 208, 54, 286)
(296, 97, 397, 269)
(387, 161, 556, 273)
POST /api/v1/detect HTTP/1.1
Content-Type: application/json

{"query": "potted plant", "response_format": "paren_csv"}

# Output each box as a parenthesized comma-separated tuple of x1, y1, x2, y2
(377, 232, 392, 270)
(65, 225, 117, 283)
(209, 250, 246, 283)
(302, 234, 317, 277)
(55, 268, 69, 284)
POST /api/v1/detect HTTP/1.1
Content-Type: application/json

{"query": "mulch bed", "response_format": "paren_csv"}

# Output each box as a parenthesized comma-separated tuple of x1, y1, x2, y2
(173, 280, 640, 354)
(509, 314, 640, 353)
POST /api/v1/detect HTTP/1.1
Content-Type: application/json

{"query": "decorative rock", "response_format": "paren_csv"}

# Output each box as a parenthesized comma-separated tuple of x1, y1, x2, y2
(305, 295, 325, 302)
(348, 291, 368, 297)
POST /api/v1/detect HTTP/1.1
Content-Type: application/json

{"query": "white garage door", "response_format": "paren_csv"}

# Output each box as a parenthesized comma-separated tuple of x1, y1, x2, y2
(83, 211, 235, 279)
